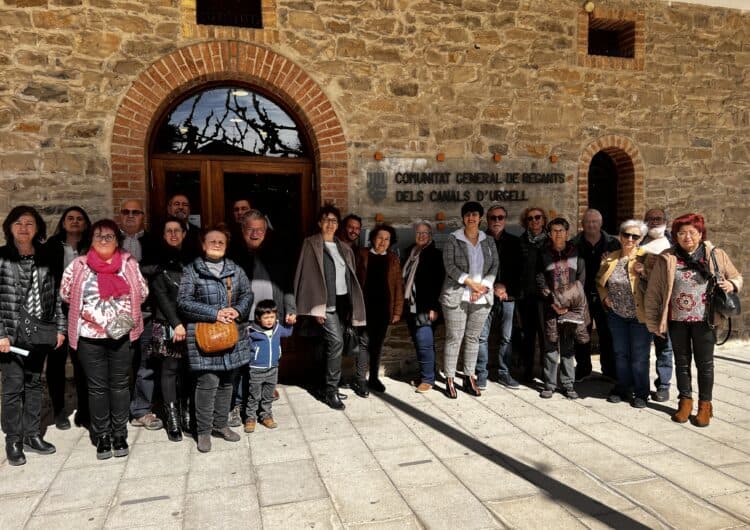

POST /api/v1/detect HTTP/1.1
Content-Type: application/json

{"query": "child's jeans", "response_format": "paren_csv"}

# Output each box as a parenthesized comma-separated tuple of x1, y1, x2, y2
(246, 366, 278, 421)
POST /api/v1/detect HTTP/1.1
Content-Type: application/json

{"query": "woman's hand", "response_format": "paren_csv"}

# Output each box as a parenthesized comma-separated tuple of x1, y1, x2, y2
(428, 310, 438, 322)
(391, 315, 400, 324)
(551, 303, 568, 316)
(464, 278, 486, 294)
(0, 337, 10, 353)
(55, 334, 65, 349)
(602, 295, 614, 309)
(173, 324, 186, 342)
(316, 316, 326, 325)
(718, 279, 735, 293)
(633, 262, 645, 275)
(217, 308, 239, 323)
(285, 313, 297, 325)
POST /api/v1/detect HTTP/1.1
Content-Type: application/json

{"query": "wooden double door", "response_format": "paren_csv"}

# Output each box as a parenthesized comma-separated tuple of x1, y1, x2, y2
(150, 154, 316, 380)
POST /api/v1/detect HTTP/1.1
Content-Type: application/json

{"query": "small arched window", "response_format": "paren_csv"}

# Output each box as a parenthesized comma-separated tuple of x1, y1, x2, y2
(153, 85, 306, 157)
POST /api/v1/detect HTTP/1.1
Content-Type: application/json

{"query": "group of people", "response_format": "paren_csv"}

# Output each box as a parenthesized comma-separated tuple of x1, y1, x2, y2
(0, 195, 742, 467)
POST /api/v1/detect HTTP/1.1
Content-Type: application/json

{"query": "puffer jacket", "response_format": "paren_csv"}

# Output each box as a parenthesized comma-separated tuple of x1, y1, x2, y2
(644, 242, 743, 335)
(0, 244, 65, 342)
(247, 321, 293, 369)
(178, 257, 252, 371)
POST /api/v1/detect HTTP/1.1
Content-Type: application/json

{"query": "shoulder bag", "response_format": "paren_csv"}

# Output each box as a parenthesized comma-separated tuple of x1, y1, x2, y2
(707, 248, 741, 345)
(12, 262, 57, 348)
(195, 276, 239, 355)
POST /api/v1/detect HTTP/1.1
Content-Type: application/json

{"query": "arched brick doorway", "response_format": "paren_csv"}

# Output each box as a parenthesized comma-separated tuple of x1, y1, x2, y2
(578, 135, 645, 230)
(110, 41, 348, 217)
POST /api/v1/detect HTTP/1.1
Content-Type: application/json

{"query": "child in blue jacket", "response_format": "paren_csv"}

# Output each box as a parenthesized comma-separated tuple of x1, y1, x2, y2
(244, 299, 293, 432)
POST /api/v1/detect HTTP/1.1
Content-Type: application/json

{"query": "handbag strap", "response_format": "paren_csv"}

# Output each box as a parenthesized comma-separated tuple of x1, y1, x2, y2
(714, 318, 732, 346)
(226, 276, 232, 306)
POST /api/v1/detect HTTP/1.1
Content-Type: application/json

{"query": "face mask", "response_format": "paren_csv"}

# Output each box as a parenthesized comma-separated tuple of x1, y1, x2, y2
(647, 224, 666, 240)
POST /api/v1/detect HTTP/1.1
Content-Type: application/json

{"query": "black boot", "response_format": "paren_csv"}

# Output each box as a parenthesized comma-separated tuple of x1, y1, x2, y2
(351, 379, 370, 398)
(23, 435, 56, 455)
(325, 389, 346, 410)
(54, 410, 71, 430)
(96, 434, 112, 460)
(164, 402, 183, 442)
(6, 441, 26, 466)
(112, 435, 129, 457)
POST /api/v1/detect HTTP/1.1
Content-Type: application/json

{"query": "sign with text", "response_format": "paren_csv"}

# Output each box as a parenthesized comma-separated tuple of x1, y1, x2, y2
(362, 158, 568, 204)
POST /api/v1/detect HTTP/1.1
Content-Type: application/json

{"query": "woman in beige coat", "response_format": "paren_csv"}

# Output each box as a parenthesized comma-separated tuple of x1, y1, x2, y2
(645, 213, 742, 427)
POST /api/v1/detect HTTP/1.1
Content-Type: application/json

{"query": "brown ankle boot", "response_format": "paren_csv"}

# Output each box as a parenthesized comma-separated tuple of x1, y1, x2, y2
(692, 400, 712, 427)
(671, 397, 693, 423)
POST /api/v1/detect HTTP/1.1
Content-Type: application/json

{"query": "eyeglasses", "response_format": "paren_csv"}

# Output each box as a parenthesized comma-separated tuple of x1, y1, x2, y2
(321, 217, 338, 225)
(488, 215, 506, 221)
(526, 214, 543, 222)
(244, 228, 266, 235)
(550, 227, 567, 234)
(677, 230, 700, 239)
(121, 209, 143, 216)
(93, 233, 116, 242)
(646, 216, 664, 223)
(170, 201, 189, 208)
(415, 231, 431, 236)
(621, 232, 641, 240)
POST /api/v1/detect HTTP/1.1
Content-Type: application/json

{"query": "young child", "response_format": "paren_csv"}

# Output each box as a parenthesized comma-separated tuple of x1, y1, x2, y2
(244, 299, 293, 432)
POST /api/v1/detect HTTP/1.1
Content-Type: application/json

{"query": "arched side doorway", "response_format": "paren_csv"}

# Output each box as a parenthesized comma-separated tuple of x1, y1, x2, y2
(578, 136, 645, 231)
(110, 41, 348, 222)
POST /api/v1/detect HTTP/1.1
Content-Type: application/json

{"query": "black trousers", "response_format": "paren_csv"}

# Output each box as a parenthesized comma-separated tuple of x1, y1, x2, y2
(356, 315, 389, 382)
(45, 341, 89, 419)
(1, 347, 48, 443)
(519, 297, 545, 376)
(669, 320, 715, 401)
(77, 337, 133, 438)
(194, 369, 236, 435)
(575, 294, 616, 378)
(161, 356, 190, 404)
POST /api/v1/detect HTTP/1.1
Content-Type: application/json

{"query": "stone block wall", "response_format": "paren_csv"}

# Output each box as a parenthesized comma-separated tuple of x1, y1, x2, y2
(0, 0, 748, 337)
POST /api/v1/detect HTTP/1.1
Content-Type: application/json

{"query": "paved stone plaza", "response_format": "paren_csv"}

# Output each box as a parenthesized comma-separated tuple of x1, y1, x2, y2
(1, 341, 749, 530)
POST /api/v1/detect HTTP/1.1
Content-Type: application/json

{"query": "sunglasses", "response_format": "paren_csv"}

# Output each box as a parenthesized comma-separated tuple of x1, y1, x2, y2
(121, 209, 144, 216)
(488, 215, 506, 221)
(621, 232, 641, 240)
(526, 214, 543, 222)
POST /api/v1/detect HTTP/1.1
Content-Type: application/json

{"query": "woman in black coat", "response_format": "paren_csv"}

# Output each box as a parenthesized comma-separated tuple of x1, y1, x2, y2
(148, 217, 192, 441)
(43, 206, 91, 429)
(0, 206, 65, 466)
(402, 221, 445, 393)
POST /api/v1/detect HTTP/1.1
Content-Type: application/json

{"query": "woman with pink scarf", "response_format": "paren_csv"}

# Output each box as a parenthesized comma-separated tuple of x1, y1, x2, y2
(60, 219, 148, 461)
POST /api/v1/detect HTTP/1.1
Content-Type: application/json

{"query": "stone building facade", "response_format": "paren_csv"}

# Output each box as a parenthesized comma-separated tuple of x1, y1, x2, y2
(0, 0, 748, 350)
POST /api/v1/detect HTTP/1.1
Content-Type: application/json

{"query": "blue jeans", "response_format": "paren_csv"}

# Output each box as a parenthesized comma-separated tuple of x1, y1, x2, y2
(653, 332, 673, 391)
(406, 313, 436, 385)
(477, 299, 515, 386)
(607, 313, 652, 399)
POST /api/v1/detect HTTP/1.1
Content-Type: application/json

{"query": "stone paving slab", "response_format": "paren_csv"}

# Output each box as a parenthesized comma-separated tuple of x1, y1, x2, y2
(2, 341, 750, 529)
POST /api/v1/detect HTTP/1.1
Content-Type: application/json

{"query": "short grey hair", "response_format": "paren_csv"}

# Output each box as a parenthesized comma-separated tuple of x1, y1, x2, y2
(619, 219, 648, 238)
(413, 220, 433, 232)
(241, 209, 268, 229)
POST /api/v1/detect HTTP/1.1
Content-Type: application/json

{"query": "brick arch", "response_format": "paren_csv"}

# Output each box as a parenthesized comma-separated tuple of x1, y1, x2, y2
(577, 135, 645, 227)
(110, 41, 347, 214)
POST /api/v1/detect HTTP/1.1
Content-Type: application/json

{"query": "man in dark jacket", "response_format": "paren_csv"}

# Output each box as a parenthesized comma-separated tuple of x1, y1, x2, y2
(476, 205, 521, 389)
(229, 209, 296, 425)
(570, 208, 620, 381)
(166, 193, 201, 260)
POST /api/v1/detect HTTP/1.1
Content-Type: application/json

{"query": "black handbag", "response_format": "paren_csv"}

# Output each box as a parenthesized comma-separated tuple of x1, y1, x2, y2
(343, 325, 361, 357)
(708, 250, 741, 319)
(16, 306, 57, 348)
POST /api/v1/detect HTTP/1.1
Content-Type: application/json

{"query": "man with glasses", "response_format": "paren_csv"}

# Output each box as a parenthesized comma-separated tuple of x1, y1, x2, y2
(518, 206, 548, 382)
(230, 210, 296, 429)
(640, 208, 673, 402)
(166, 193, 201, 259)
(476, 205, 521, 389)
(571, 209, 620, 382)
(117, 200, 163, 431)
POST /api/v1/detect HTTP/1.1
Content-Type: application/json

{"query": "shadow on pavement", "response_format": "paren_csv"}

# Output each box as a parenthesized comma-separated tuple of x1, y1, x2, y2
(377, 391, 652, 529)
